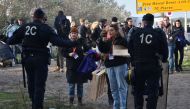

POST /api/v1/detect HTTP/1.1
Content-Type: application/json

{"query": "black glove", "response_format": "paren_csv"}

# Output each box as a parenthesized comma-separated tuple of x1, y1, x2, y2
(76, 38, 85, 46)
(186, 39, 190, 45)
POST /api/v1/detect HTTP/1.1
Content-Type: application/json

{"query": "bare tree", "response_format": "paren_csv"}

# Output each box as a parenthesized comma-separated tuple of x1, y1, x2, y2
(0, 0, 130, 29)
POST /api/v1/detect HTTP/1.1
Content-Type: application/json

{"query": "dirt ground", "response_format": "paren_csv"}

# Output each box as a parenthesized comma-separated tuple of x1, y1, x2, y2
(0, 62, 190, 109)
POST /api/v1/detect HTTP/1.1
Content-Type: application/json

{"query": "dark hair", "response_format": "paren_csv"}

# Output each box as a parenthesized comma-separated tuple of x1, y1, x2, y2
(99, 18, 107, 23)
(34, 8, 45, 19)
(142, 13, 154, 26)
(126, 17, 132, 21)
(112, 17, 118, 22)
(163, 16, 170, 20)
(109, 24, 119, 31)
(58, 11, 64, 16)
(18, 18, 23, 22)
(13, 19, 18, 24)
(10, 18, 15, 24)
(175, 19, 182, 27)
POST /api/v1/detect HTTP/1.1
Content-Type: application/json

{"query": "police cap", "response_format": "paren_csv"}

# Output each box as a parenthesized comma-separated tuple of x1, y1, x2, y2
(33, 8, 45, 19)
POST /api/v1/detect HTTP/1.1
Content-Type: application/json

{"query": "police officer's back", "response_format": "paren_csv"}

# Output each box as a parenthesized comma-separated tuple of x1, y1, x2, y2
(127, 14, 168, 109)
(7, 8, 80, 109)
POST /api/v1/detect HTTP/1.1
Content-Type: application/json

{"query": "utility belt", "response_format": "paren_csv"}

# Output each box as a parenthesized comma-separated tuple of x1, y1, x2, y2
(21, 47, 51, 65)
(133, 59, 160, 66)
(22, 47, 49, 53)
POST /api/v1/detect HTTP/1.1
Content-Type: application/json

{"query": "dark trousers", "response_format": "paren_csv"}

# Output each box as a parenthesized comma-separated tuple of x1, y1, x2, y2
(133, 63, 161, 109)
(174, 43, 184, 69)
(57, 47, 64, 68)
(24, 55, 48, 109)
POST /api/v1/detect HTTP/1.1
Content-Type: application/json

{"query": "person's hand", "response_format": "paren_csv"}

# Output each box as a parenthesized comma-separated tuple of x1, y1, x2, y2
(76, 38, 85, 46)
(169, 37, 173, 40)
(69, 53, 74, 57)
(102, 37, 108, 41)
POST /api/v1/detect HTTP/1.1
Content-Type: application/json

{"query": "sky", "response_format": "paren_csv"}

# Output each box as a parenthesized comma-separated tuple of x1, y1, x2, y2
(116, 0, 139, 17)
(116, 0, 190, 18)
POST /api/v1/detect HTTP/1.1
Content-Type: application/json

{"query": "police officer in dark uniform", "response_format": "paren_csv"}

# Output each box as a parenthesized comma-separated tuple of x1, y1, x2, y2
(7, 8, 82, 109)
(127, 13, 168, 109)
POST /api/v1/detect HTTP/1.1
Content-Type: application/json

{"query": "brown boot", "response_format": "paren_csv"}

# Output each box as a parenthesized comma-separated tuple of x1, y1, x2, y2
(53, 67, 60, 72)
(59, 68, 64, 73)
(69, 97, 74, 105)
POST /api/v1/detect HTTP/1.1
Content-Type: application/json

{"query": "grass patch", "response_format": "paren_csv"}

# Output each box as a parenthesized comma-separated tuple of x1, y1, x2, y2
(183, 59, 190, 67)
(182, 47, 190, 70)
(0, 91, 79, 109)
(183, 59, 190, 72)
(0, 92, 30, 109)
(0, 92, 17, 101)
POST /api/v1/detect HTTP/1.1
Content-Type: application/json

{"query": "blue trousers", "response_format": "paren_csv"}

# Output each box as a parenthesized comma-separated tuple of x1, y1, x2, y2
(168, 45, 175, 71)
(107, 64, 128, 109)
(69, 83, 83, 97)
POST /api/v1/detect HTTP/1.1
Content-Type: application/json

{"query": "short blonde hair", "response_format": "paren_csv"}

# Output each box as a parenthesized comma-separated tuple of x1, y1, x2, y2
(79, 18, 85, 23)
(91, 21, 99, 30)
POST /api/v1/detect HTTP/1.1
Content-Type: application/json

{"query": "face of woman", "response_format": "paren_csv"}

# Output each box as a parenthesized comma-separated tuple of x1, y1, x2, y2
(71, 22, 76, 27)
(70, 32, 78, 41)
(108, 27, 117, 38)
(176, 21, 181, 28)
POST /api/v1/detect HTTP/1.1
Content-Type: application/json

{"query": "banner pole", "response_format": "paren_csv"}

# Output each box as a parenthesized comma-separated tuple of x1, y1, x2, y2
(185, 12, 188, 38)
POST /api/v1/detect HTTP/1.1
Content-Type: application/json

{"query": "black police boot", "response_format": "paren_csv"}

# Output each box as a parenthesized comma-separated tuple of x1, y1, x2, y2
(69, 97, 74, 105)
(179, 65, 183, 71)
(108, 95, 114, 105)
(108, 98, 114, 105)
(175, 67, 180, 72)
(32, 107, 43, 109)
(78, 97, 83, 106)
(32, 104, 43, 109)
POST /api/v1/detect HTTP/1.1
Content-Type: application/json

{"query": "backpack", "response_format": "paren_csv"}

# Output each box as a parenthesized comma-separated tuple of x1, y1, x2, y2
(0, 41, 14, 61)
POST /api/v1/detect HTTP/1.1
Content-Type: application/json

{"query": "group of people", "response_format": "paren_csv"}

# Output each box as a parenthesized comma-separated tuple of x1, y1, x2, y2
(4, 7, 188, 109)
(158, 16, 188, 73)
(50, 11, 135, 108)
(0, 18, 25, 66)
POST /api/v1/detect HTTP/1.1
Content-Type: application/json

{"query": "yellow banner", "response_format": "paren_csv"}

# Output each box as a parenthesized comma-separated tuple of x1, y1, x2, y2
(136, 0, 190, 14)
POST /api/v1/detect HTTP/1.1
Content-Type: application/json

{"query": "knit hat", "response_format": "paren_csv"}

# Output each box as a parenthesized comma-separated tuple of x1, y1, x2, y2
(70, 27, 78, 33)
(142, 13, 154, 22)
